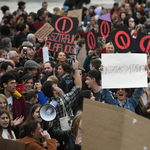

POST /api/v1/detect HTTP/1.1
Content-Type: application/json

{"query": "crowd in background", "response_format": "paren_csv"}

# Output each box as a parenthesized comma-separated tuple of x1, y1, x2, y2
(0, 0, 150, 150)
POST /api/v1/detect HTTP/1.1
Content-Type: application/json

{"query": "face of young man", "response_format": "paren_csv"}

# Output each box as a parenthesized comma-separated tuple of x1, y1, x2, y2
(4, 80, 16, 94)
(85, 76, 94, 88)
(44, 63, 53, 76)
(116, 89, 127, 102)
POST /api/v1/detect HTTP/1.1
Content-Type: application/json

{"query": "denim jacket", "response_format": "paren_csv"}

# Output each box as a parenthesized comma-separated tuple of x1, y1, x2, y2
(102, 88, 143, 112)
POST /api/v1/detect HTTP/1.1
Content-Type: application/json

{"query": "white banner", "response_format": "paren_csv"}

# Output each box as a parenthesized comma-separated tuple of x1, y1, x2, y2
(43, 47, 49, 63)
(102, 54, 147, 89)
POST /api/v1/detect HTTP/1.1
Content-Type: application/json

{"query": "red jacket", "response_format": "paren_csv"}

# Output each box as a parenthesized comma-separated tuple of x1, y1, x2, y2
(13, 95, 27, 128)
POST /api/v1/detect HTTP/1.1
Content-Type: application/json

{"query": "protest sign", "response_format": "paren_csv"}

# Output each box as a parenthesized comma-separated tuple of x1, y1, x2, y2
(33, 21, 45, 31)
(84, 29, 98, 51)
(98, 13, 111, 22)
(68, 9, 82, 26)
(135, 32, 150, 53)
(42, 47, 49, 63)
(0, 138, 25, 150)
(98, 19, 111, 39)
(102, 53, 147, 89)
(82, 98, 150, 150)
(34, 23, 54, 41)
(109, 25, 135, 53)
(45, 15, 79, 54)
(77, 44, 87, 68)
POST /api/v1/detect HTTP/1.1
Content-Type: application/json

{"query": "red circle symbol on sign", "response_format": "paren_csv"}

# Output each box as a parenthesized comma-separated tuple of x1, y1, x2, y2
(100, 21, 110, 38)
(115, 31, 130, 50)
(139, 35, 150, 53)
(55, 17, 73, 34)
(87, 31, 96, 50)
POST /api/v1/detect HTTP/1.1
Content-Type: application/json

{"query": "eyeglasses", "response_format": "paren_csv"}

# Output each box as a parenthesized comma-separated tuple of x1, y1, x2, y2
(9, 82, 16, 86)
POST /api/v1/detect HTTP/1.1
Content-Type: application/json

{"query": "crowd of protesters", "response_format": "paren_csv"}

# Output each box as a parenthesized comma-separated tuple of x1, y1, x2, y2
(0, 0, 150, 149)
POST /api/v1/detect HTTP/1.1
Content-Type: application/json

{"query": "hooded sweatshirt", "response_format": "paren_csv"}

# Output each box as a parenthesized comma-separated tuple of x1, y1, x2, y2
(94, 6, 102, 20)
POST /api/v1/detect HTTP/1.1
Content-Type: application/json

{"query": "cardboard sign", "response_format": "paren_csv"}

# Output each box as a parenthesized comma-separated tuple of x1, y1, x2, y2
(102, 53, 147, 89)
(45, 15, 79, 54)
(109, 25, 135, 53)
(98, 19, 111, 39)
(84, 29, 98, 51)
(33, 21, 45, 30)
(82, 98, 150, 150)
(98, 13, 111, 22)
(34, 23, 54, 41)
(0, 138, 25, 150)
(42, 47, 49, 63)
(77, 44, 87, 68)
(68, 9, 82, 26)
(135, 32, 150, 53)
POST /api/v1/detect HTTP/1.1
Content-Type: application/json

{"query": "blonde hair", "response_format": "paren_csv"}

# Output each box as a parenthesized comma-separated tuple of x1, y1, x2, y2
(0, 94, 12, 120)
(47, 76, 58, 84)
(90, 17, 97, 24)
(105, 42, 115, 53)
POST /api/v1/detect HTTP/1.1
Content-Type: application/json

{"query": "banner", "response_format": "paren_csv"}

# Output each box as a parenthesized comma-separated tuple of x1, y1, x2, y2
(135, 32, 150, 53)
(68, 9, 82, 26)
(98, 19, 111, 39)
(0, 138, 25, 150)
(84, 29, 98, 51)
(102, 53, 147, 89)
(109, 25, 136, 53)
(82, 98, 150, 150)
(34, 23, 54, 41)
(45, 15, 79, 54)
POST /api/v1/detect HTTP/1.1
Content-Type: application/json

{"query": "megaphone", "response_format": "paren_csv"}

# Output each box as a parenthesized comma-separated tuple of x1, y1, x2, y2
(39, 100, 58, 122)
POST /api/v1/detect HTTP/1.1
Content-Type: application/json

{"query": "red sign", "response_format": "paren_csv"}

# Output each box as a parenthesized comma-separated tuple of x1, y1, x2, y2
(115, 31, 130, 50)
(100, 21, 110, 38)
(87, 31, 96, 50)
(139, 35, 150, 53)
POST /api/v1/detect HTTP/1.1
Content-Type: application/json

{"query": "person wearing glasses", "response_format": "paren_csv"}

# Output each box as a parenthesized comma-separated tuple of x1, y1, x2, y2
(0, 73, 27, 138)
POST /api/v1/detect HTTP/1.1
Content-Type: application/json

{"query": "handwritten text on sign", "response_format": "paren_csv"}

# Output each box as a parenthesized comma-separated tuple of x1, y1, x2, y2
(102, 54, 147, 89)
(45, 15, 78, 54)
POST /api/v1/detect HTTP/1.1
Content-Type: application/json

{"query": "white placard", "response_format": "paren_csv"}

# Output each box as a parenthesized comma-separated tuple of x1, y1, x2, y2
(102, 54, 147, 89)
(43, 47, 49, 63)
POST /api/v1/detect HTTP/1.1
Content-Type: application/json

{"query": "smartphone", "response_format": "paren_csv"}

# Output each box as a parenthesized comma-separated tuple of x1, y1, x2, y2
(23, 47, 27, 54)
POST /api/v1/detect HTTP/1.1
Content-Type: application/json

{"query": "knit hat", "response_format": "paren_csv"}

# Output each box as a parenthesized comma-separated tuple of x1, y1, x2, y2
(24, 60, 39, 69)
(88, 70, 101, 86)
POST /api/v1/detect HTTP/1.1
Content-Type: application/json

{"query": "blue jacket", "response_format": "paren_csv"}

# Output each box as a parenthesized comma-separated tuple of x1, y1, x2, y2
(102, 88, 143, 112)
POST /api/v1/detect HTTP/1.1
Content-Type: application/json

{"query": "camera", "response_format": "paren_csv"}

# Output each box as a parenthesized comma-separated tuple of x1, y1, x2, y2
(23, 47, 27, 54)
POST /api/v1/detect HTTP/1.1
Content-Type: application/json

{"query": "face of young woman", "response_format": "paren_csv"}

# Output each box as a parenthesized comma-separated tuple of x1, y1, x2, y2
(107, 45, 114, 53)
(33, 123, 43, 138)
(0, 98, 7, 110)
(24, 79, 34, 90)
(57, 52, 67, 62)
(57, 66, 65, 76)
(0, 113, 9, 129)
(32, 107, 42, 123)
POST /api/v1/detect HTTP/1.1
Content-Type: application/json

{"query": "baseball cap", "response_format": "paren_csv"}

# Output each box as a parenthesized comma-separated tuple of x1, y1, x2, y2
(88, 70, 101, 86)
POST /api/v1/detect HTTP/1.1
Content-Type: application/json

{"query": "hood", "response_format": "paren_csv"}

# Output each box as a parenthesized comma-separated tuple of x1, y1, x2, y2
(94, 6, 102, 20)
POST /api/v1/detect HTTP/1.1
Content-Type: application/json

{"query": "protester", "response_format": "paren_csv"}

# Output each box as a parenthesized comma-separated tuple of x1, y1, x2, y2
(0, 109, 16, 140)
(18, 120, 57, 150)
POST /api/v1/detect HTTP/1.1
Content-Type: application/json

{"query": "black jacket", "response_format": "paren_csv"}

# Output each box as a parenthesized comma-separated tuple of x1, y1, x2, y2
(48, 128, 81, 150)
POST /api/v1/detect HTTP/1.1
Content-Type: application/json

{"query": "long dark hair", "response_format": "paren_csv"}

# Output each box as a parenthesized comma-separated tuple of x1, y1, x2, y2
(0, 109, 14, 139)
(71, 114, 82, 137)
(19, 120, 39, 138)
(22, 104, 41, 127)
